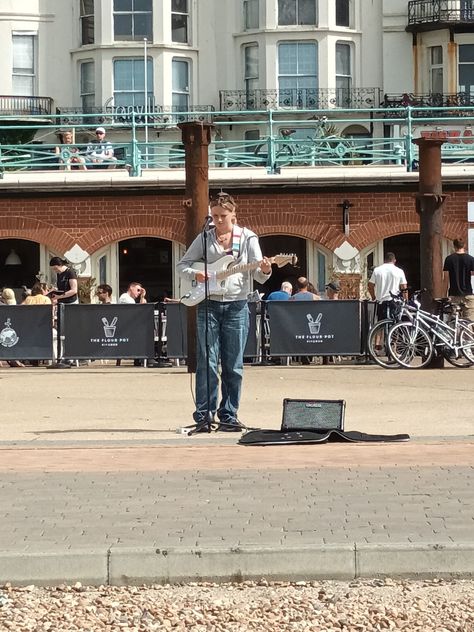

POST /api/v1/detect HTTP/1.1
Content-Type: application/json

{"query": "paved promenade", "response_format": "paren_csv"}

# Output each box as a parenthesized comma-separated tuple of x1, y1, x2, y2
(0, 364, 473, 585)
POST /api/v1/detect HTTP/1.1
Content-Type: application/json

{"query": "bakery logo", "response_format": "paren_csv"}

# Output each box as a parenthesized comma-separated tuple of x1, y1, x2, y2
(90, 315, 129, 347)
(102, 316, 118, 338)
(306, 313, 322, 334)
(0, 318, 19, 348)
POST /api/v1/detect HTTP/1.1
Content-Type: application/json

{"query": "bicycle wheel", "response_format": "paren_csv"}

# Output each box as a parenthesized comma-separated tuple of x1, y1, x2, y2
(388, 322, 434, 369)
(460, 322, 474, 363)
(367, 319, 399, 369)
(275, 143, 294, 167)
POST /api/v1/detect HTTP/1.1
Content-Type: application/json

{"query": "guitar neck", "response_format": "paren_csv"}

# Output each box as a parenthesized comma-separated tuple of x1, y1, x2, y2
(216, 260, 261, 282)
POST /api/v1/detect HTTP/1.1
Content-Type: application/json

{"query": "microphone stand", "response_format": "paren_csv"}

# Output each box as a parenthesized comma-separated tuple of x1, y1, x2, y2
(188, 214, 216, 435)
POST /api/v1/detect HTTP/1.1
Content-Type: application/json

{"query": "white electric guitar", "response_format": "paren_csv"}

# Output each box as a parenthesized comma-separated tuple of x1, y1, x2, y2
(180, 253, 297, 307)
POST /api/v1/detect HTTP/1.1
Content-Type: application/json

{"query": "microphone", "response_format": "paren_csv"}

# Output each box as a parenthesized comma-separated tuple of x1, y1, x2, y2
(202, 206, 214, 230)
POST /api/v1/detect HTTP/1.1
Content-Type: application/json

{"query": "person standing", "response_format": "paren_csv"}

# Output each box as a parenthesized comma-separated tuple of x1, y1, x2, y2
(443, 238, 474, 320)
(177, 192, 272, 432)
(368, 252, 408, 319)
(325, 280, 340, 300)
(49, 257, 78, 304)
(266, 281, 293, 301)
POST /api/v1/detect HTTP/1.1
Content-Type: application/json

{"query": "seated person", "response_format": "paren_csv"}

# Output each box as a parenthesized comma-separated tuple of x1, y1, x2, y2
(86, 127, 117, 169)
(55, 130, 87, 171)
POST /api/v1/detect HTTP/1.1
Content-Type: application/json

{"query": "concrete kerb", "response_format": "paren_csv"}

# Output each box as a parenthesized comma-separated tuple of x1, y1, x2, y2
(2, 544, 474, 586)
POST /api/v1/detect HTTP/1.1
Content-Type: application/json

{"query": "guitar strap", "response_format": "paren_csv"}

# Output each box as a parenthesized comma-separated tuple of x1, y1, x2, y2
(231, 225, 243, 259)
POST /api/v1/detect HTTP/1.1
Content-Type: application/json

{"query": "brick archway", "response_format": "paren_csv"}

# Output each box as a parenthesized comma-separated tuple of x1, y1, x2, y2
(244, 212, 345, 251)
(349, 212, 467, 252)
(0, 216, 74, 252)
(81, 215, 186, 253)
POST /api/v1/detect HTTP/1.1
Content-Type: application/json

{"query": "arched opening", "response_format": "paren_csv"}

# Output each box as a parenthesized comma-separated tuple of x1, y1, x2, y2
(383, 234, 420, 292)
(118, 237, 173, 302)
(257, 235, 307, 295)
(0, 238, 40, 297)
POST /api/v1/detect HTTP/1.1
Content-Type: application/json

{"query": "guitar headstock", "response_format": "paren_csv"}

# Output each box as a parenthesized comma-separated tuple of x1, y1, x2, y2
(271, 253, 298, 268)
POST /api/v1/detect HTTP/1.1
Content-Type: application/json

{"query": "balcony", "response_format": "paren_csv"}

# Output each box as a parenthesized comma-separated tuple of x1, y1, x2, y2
(407, 1, 474, 32)
(219, 88, 382, 111)
(56, 104, 215, 127)
(382, 92, 474, 116)
(0, 95, 53, 116)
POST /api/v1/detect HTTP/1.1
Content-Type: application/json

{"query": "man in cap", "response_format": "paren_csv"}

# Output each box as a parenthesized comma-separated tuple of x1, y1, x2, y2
(325, 280, 340, 300)
(86, 127, 117, 169)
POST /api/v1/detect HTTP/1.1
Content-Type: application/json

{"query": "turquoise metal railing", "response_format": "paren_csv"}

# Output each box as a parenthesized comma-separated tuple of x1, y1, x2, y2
(2, 106, 474, 177)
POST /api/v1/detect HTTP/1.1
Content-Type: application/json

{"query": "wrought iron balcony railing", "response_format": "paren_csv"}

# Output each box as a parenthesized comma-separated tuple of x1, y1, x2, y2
(219, 88, 382, 111)
(0, 95, 53, 116)
(382, 92, 474, 116)
(56, 104, 215, 127)
(408, 0, 474, 28)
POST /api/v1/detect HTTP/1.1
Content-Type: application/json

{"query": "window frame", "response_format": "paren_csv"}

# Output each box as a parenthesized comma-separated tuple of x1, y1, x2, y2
(80, 61, 95, 112)
(335, 41, 352, 106)
(244, 43, 259, 93)
(12, 32, 37, 96)
(243, 0, 259, 30)
(458, 44, 474, 95)
(113, 57, 154, 109)
(171, 0, 189, 44)
(335, 0, 350, 28)
(277, 41, 318, 107)
(113, 0, 153, 42)
(277, 0, 317, 26)
(429, 45, 443, 95)
(172, 57, 191, 110)
(80, 0, 95, 45)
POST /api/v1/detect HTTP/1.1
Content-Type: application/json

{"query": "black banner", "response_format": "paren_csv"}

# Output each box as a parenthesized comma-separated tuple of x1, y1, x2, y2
(165, 301, 258, 359)
(267, 300, 362, 356)
(61, 304, 155, 359)
(0, 305, 53, 360)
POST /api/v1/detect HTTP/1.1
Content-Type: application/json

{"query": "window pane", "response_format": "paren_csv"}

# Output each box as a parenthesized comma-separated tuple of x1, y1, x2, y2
(114, 14, 132, 39)
(12, 76, 33, 95)
(431, 46, 443, 65)
(172, 93, 189, 108)
(278, 0, 296, 25)
(114, 0, 132, 10)
(172, 60, 189, 90)
(298, 43, 317, 74)
(134, 0, 152, 10)
(172, 0, 188, 11)
(114, 61, 133, 90)
(278, 43, 297, 74)
(431, 67, 443, 93)
(336, 43, 350, 75)
(459, 65, 474, 93)
(172, 14, 188, 43)
(336, 0, 350, 26)
(459, 44, 474, 63)
(298, 0, 316, 24)
(12, 36, 34, 72)
(245, 45, 258, 78)
(81, 62, 95, 93)
(134, 14, 152, 39)
(244, 0, 259, 29)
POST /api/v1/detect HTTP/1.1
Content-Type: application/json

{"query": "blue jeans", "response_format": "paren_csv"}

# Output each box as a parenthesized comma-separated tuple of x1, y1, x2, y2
(194, 300, 249, 424)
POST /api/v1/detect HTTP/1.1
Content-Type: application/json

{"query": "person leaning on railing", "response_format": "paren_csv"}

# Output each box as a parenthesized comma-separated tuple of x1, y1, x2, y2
(55, 130, 87, 171)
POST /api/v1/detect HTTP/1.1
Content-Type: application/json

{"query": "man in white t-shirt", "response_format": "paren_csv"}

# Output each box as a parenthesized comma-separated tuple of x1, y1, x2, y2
(368, 252, 408, 320)
(119, 282, 147, 304)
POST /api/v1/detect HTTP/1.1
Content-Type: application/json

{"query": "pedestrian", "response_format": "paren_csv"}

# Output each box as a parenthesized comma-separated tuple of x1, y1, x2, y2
(443, 238, 474, 320)
(325, 280, 340, 300)
(177, 192, 272, 431)
(49, 257, 79, 304)
(86, 127, 117, 169)
(368, 252, 408, 320)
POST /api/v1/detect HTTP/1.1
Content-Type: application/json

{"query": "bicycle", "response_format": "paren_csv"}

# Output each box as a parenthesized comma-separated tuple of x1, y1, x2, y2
(388, 297, 474, 369)
(366, 291, 412, 369)
(253, 117, 353, 168)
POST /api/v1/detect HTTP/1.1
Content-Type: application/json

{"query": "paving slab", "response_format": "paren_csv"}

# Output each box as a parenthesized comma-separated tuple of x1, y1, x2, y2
(0, 364, 473, 585)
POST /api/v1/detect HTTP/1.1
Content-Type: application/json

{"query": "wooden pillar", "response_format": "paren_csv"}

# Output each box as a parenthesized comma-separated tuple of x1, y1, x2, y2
(413, 132, 447, 368)
(178, 121, 213, 373)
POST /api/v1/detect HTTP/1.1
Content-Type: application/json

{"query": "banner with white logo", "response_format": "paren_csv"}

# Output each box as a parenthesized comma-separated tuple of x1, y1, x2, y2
(267, 300, 362, 356)
(62, 304, 155, 359)
(165, 302, 258, 359)
(0, 305, 53, 360)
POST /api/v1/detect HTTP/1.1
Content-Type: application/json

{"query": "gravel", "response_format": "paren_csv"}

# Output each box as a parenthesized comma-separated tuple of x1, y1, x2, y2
(0, 578, 473, 631)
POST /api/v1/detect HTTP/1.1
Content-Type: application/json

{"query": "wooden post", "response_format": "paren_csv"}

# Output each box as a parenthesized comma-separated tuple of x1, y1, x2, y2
(413, 132, 447, 368)
(178, 121, 213, 373)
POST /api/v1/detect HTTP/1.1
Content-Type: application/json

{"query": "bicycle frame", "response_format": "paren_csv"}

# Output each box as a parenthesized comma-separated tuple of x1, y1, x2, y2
(404, 304, 472, 356)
